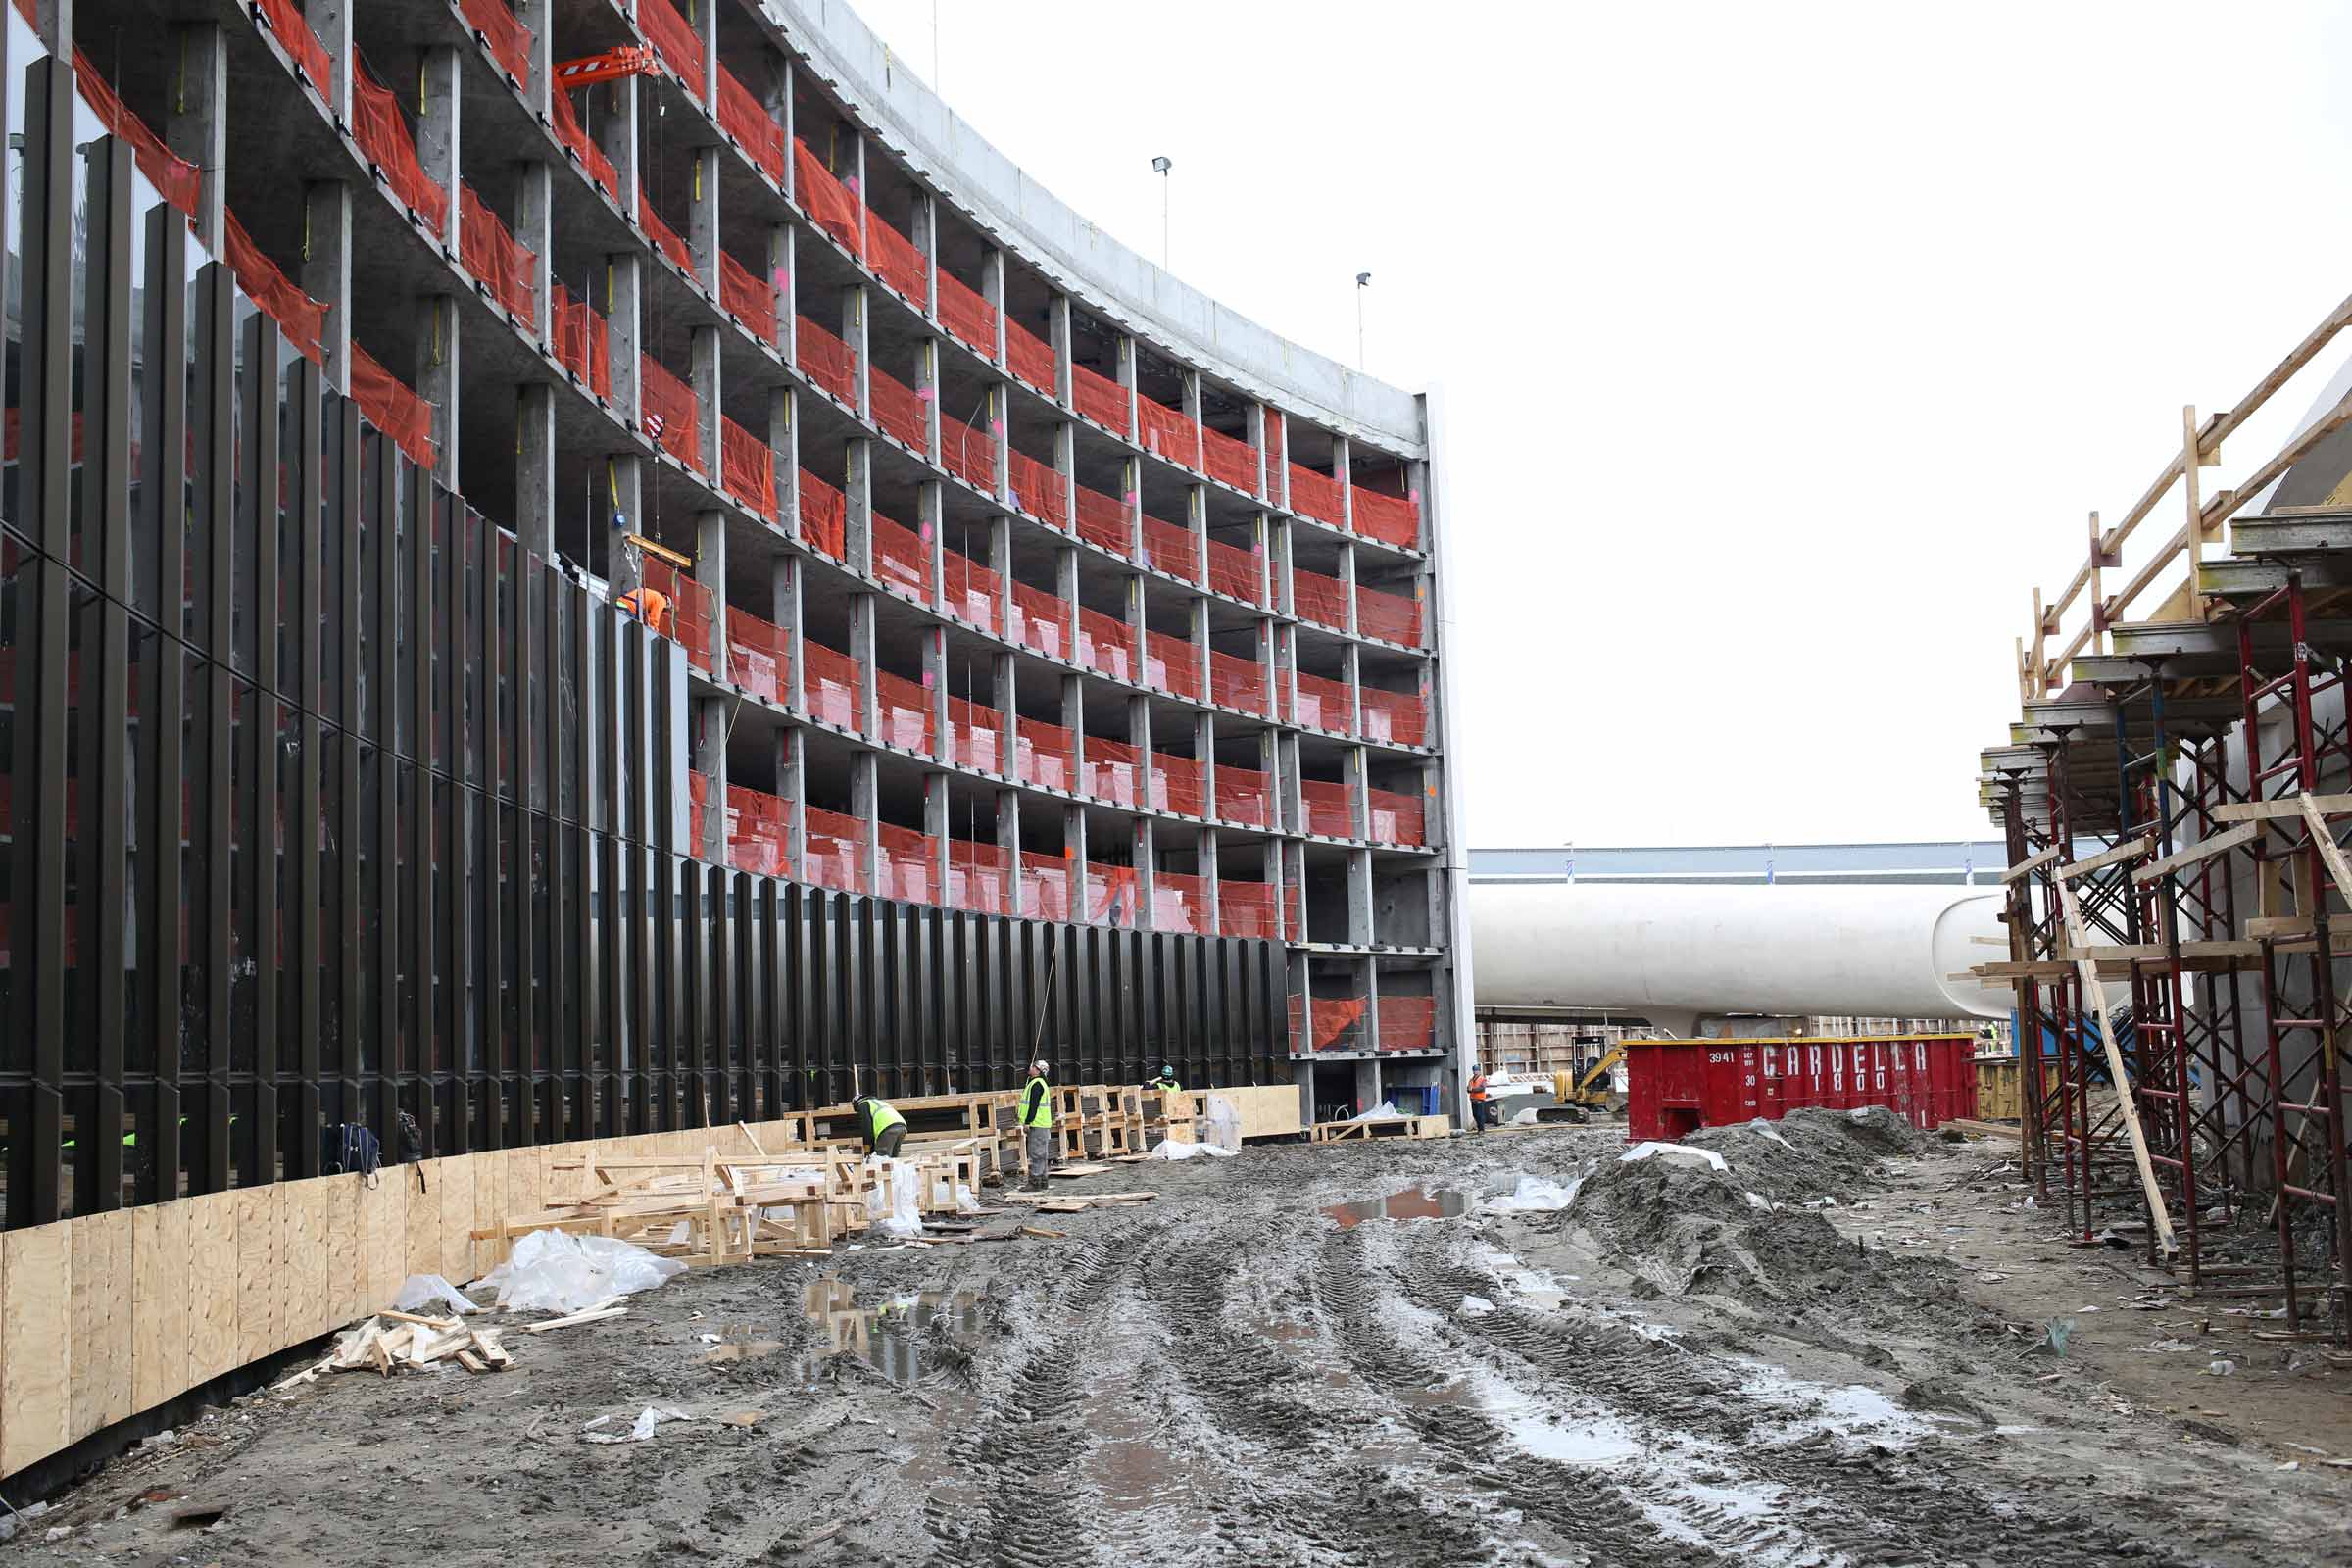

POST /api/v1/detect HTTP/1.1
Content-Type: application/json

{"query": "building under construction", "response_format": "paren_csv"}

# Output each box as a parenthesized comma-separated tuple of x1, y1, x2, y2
(1984, 290, 2352, 1344)
(0, 0, 1464, 1479)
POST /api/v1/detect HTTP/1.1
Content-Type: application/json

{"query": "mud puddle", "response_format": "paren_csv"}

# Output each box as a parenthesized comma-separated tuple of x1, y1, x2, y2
(1321, 1186, 1470, 1226)
(798, 1276, 984, 1384)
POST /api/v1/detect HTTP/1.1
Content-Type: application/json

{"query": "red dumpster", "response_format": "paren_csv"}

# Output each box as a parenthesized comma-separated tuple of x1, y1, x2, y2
(1625, 1035, 1977, 1143)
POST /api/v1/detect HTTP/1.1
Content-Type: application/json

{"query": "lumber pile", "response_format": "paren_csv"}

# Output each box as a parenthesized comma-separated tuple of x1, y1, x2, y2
(1308, 1113, 1449, 1144)
(274, 1310, 525, 1387)
(1141, 1089, 1197, 1151)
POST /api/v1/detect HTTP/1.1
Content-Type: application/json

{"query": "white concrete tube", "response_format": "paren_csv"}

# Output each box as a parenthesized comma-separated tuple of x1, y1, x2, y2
(1470, 883, 2012, 1026)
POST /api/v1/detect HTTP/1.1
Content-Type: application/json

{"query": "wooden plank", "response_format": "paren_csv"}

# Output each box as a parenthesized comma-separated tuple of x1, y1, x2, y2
(325, 1175, 364, 1328)
(439, 1155, 475, 1285)
(236, 1186, 280, 1368)
(2056, 879, 2178, 1255)
(2057, 831, 2153, 882)
(2300, 794, 2352, 915)
(2214, 793, 2352, 822)
(132, 1200, 192, 1413)
(364, 1170, 407, 1312)
(186, 1190, 240, 1385)
(291, 1179, 334, 1342)
(69, 1211, 128, 1440)
(404, 1160, 441, 1281)
(471, 1152, 503, 1282)
(2000, 845, 2064, 883)
(1, 1222, 71, 1476)
(2132, 822, 2260, 884)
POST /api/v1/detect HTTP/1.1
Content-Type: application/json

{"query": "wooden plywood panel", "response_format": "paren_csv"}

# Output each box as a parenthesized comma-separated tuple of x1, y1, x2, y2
(363, 1174, 407, 1313)
(1210, 1084, 1304, 1140)
(469, 1153, 502, 1280)
(71, 1210, 133, 1439)
(235, 1187, 279, 1367)
(437, 1156, 474, 1284)
(132, 1201, 192, 1413)
(403, 1162, 441, 1280)
(1, 1222, 72, 1476)
(278, 1180, 330, 1342)
(185, 1191, 241, 1385)
(324, 1177, 363, 1327)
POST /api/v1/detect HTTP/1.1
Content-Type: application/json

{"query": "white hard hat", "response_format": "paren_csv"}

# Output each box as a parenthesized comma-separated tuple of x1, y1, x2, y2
(1032, 1059, 1049, 1075)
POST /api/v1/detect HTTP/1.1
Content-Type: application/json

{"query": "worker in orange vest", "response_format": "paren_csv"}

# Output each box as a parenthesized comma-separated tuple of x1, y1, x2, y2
(1467, 1068, 1494, 1133)
(612, 583, 673, 634)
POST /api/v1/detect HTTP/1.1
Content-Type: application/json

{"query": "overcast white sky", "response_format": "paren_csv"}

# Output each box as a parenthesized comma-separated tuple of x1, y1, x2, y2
(850, 0, 2352, 849)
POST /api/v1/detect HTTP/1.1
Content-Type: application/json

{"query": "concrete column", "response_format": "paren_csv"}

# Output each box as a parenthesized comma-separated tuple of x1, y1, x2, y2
(1133, 816, 1156, 932)
(1112, 334, 1138, 440)
(912, 191, 939, 319)
(1188, 596, 1211, 716)
(1338, 542, 1359, 638)
(850, 591, 879, 744)
(697, 508, 729, 681)
(776, 58, 797, 204)
(692, 0, 717, 108)
(309, 0, 353, 121)
(771, 554, 804, 710)
(29, 0, 68, 56)
(1194, 712, 1217, 827)
(915, 338, 942, 464)
(597, 76, 641, 225)
(993, 649, 1019, 784)
(1277, 729, 1303, 838)
(994, 784, 1022, 911)
(416, 47, 462, 231)
(1334, 435, 1353, 536)
(1348, 850, 1374, 946)
(1252, 513, 1274, 607)
(1246, 402, 1268, 504)
(517, 160, 554, 349)
(1187, 484, 1209, 583)
(416, 294, 461, 492)
(689, 146, 720, 296)
(1281, 839, 1307, 945)
(1064, 806, 1089, 922)
(922, 625, 951, 765)
(1124, 457, 1144, 561)
(984, 249, 1009, 368)
(165, 22, 227, 254)
(989, 514, 1014, 648)
(691, 696, 727, 860)
(1054, 420, 1077, 538)
(1048, 293, 1071, 404)
(918, 479, 945, 604)
(849, 131, 869, 258)
(989, 385, 1011, 508)
(691, 322, 721, 488)
(516, 383, 556, 556)
(1055, 545, 1081, 663)
(846, 283, 870, 419)
(609, 251, 644, 423)
(1201, 824, 1221, 936)
(845, 436, 874, 577)
(777, 726, 808, 878)
(300, 179, 352, 389)
(852, 751, 880, 893)
(1271, 621, 1296, 734)
(1345, 744, 1370, 842)
(1061, 668, 1085, 802)
(1343, 642, 1363, 742)
(514, 0, 554, 111)
(924, 772, 952, 901)
(1181, 369, 1205, 470)
(776, 223, 799, 363)
(1271, 516, 1296, 618)
(1122, 572, 1147, 703)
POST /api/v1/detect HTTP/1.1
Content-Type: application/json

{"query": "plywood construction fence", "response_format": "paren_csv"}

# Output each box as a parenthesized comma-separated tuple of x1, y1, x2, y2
(0, 1118, 809, 1481)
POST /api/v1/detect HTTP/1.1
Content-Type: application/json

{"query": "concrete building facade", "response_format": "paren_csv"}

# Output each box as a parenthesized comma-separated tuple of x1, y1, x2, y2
(0, 0, 1463, 1223)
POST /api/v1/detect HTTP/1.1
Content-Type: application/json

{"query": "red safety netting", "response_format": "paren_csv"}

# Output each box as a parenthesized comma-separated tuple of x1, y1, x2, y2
(1152, 871, 1207, 935)
(1138, 397, 1199, 470)
(949, 839, 1010, 915)
(949, 697, 1003, 775)
(254, 0, 332, 92)
(719, 249, 778, 343)
(799, 467, 848, 559)
(1351, 483, 1419, 550)
(638, 186, 694, 276)
(941, 413, 996, 493)
(349, 343, 434, 467)
(1205, 535, 1261, 605)
(1151, 752, 1204, 816)
(74, 50, 203, 217)
(1367, 786, 1427, 847)
(725, 784, 789, 876)
(1076, 607, 1132, 683)
(793, 138, 863, 259)
(1292, 566, 1348, 631)
(1144, 631, 1200, 701)
(1358, 686, 1427, 747)
(458, 0, 532, 84)
(1200, 422, 1257, 493)
(351, 63, 448, 236)
(549, 281, 612, 397)
(1302, 779, 1354, 840)
(1215, 763, 1270, 828)
(223, 211, 326, 366)
(715, 64, 784, 185)
(876, 820, 940, 905)
(869, 365, 928, 451)
(1018, 850, 1072, 923)
(728, 607, 789, 704)
(876, 667, 934, 753)
(721, 415, 775, 517)
(637, 557, 716, 674)
(1071, 363, 1130, 435)
(802, 638, 864, 730)
(1208, 650, 1266, 715)
(1296, 994, 1367, 1052)
(804, 807, 867, 895)
(1262, 410, 1286, 507)
(1378, 996, 1436, 1053)
(639, 353, 704, 472)
(1294, 670, 1351, 734)
(1356, 581, 1421, 647)
(939, 269, 998, 360)
(1219, 880, 1277, 940)
(1009, 582, 1067, 662)
(639, 0, 705, 100)
(1074, 482, 1129, 557)
(796, 315, 858, 405)
(1288, 461, 1344, 527)
(871, 511, 930, 603)
(1085, 863, 1138, 926)
(866, 211, 926, 302)
(460, 183, 537, 328)
(1140, 514, 1199, 583)
(941, 549, 1000, 634)
(1018, 717, 1074, 793)
(1007, 449, 1066, 529)
(689, 766, 710, 831)
(1006, 318, 1054, 395)
(551, 87, 620, 204)
(1086, 737, 1140, 808)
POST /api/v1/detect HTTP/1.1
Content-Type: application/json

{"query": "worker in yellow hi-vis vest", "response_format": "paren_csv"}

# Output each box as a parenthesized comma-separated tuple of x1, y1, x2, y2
(1018, 1061, 1054, 1191)
(852, 1095, 906, 1159)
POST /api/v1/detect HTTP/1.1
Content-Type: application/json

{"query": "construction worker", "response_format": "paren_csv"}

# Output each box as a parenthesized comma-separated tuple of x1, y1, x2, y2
(1018, 1060, 1054, 1191)
(612, 582, 672, 635)
(1152, 1063, 1183, 1098)
(853, 1094, 907, 1159)
(1467, 1067, 1494, 1133)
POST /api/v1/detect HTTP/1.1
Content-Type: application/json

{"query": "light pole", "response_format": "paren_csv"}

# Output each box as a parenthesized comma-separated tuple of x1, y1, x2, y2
(1355, 270, 1371, 369)
(1152, 155, 1172, 270)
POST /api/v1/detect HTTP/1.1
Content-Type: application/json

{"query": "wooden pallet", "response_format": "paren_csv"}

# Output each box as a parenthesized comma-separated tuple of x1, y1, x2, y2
(1309, 1114, 1450, 1144)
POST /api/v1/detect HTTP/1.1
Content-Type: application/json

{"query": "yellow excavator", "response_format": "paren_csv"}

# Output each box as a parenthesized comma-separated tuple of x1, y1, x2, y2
(1550, 1045, 1627, 1117)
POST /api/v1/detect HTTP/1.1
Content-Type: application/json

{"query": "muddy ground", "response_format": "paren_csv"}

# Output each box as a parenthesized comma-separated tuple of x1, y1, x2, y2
(9, 1111, 2352, 1567)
